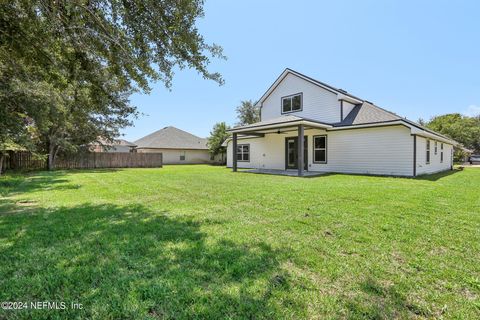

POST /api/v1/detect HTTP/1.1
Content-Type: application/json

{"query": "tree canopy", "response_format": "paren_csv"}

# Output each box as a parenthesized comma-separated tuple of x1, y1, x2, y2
(0, 0, 224, 170)
(207, 122, 229, 161)
(425, 113, 480, 153)
(235, 100, 260, 126)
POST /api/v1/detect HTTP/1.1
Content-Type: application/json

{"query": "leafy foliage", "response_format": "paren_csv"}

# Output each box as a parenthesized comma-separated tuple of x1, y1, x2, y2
(425, 113, 480, 153)
(207, 122, 230, 159)
(0, 0, 224, 169)
(235, 100, 260, 126)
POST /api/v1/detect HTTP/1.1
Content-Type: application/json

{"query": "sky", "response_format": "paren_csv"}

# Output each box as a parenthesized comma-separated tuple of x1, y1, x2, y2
(122, 0, 480, 141)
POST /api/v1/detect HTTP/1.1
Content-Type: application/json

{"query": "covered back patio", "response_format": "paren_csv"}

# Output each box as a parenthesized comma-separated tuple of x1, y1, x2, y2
(229, 116, 332, 177)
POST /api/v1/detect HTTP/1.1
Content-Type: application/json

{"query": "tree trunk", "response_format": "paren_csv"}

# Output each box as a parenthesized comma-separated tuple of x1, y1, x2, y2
(48, 143, 56, 171)
(0, 153, 4, 176)
(48, 151, 54, 170)
(47, 134, 61, 170)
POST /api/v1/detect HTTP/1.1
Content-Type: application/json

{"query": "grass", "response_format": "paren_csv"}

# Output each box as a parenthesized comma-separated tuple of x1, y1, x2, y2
(0, 165, 479, 319)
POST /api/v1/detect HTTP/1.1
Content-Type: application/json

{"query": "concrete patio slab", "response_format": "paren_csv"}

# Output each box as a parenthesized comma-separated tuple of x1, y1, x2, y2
(240, 169, 326, 177)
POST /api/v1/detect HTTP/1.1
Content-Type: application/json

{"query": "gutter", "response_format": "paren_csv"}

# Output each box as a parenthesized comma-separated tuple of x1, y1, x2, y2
(409, 127, 458, 146)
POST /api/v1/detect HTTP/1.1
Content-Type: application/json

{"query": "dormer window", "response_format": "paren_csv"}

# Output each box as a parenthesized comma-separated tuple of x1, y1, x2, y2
(282, 93, 302, 113)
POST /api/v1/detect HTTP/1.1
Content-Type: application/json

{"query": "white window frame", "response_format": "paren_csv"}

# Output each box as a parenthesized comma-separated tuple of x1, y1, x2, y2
(180, 151, 186, 161)
(281, 93, 303, 114)
(313, 135, 327, 163)
(236, 144, 250, 162)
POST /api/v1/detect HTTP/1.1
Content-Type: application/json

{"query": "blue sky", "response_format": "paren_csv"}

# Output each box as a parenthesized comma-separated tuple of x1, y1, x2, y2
(122, 0, 480, 141)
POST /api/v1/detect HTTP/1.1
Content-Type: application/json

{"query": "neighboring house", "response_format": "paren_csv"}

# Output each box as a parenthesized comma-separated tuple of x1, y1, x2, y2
(135, 126, 221, 164)
(91, 139, 137, 153)
(227, 68, 458, 177)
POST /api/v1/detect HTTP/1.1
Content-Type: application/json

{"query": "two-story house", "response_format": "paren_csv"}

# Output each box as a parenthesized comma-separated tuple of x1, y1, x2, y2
(227, 68, 457, 177)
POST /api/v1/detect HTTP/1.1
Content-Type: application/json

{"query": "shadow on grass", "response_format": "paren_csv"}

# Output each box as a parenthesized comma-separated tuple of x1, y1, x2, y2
(0, 168, 122, 194)
(319, 168, 461, 181)
(0, 202, 297, 319)
(342, 276, 433, 319)
(415, 168, 461, 181)
(0, 171, 82, 197)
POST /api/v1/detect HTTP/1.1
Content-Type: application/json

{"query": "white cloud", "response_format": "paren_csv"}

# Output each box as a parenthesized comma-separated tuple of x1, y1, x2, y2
(464, 105, 480, 117)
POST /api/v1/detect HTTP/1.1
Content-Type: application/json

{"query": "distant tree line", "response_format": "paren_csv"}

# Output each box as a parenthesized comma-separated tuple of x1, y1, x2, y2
(420, 113, 480, 160)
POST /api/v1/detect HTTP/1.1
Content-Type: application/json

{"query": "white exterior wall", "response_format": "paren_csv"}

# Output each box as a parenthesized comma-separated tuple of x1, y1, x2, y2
(261, 73, 341, 123)
(415, 137, 453, 175)
(137, 148, 217, 164)
(228, 125, 415, 176)
(342, 101, 356, 120)
(227, 134, 289, 170)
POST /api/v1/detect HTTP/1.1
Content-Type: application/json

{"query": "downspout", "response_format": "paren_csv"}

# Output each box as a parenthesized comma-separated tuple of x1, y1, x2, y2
(413, 134, 417, 177)
(340, 100, 344, 121)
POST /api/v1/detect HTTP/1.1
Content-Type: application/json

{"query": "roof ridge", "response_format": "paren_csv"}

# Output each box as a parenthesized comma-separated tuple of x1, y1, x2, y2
(285, 68, 365, 102)
(135, 126, 206, 144)
(165, 126, 205, 140)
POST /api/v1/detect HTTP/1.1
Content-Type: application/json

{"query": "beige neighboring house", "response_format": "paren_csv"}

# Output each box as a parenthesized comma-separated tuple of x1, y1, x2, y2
(135, 126, 220, 164)
(91, 139, 137, 153)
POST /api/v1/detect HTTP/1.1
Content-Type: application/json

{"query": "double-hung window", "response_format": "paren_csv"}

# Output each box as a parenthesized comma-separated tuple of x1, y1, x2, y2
(313, 135, 327, 163)
(236, 144, 250, 162)
(282, 93, 302, 113)
(434, 141, 438, 155)
(180, 151, 186, 161)
(440, 143, 444, 163)
(426, 139, 430, 164)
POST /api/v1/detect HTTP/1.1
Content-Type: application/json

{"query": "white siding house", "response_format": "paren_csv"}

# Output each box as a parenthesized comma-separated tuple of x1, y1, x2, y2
(227, 69, 457, 177)
(261, 73, 341, 123)
(415, 136, 454, 175)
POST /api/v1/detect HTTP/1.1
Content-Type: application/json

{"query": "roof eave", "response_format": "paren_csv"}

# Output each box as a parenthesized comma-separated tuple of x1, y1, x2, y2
(229, 119, 332, 134)
(409, 127, 459, 146)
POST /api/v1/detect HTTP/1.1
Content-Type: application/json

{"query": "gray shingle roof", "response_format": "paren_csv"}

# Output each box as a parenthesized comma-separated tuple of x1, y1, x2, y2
(335, 102, 402, 126)
(135, 126, 208, 150)
(231, 115, 303, 130)
(115, 139, 137, 147)
(230, 115, 333, 131)
(96, 138, 137, 147)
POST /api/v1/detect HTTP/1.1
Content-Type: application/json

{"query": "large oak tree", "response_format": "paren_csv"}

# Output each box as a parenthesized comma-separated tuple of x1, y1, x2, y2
(0, 0, 224, 170)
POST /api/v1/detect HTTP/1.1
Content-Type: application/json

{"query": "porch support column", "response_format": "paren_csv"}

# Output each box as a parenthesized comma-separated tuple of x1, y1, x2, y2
(298, 124, 304, 176)
(232, 133, 238, 172)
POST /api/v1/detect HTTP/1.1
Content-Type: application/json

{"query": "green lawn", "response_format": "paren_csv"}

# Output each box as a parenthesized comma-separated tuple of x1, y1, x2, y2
(0, 166, 479, 319)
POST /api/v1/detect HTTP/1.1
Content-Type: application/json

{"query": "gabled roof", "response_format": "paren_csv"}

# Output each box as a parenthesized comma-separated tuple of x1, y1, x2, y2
(255, 68, 363, 107)
(248, 68, 458, 145)
(135, 126, 208, 150)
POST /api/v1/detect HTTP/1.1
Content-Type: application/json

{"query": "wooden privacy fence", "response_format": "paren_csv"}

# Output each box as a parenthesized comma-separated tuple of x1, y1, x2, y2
(4, 152, 47, 171)
(2, 151, 162, 171)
